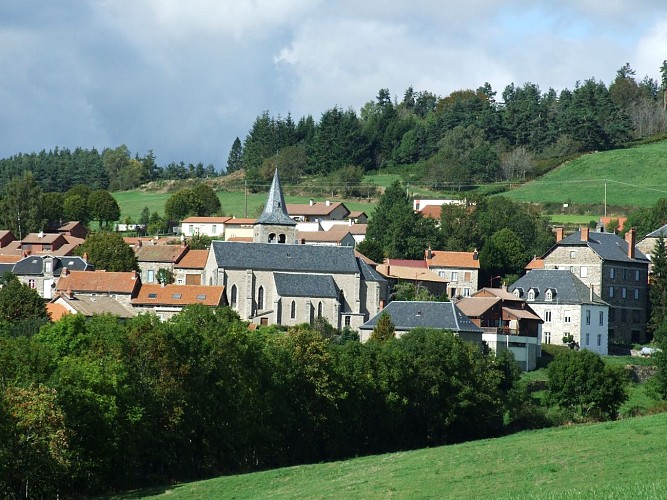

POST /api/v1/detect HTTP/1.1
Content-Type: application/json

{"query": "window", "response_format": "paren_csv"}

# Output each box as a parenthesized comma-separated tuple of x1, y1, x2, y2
(451, 271, 458, 282)
(527, 289, 535, 301)
(290, 300, 296, 319)
(230, 285, 237, 308)
(172, 293, 182, 299)
(543, 331, 551, 344)
(45, 261, 52, 273)
(438, 271, 446, 278)
(585, 310, 591, 325)
(317, 301, 323, 318)
(344, 316, 351, 327)
(623, 269, 627, 280)
(570, 250, 576, 258)
(597, 334, 602, 347)
(564, 311, 572, 323)
(147, 269, 155, 283)
(622, 287, 627, 299)
(463, 288, 471, 297)
(212, 224, 217, 234)
(569, 266, 574, 273)
(450, 287, 457, 298)
(580, 266, 588, 278)
(599, 310, 604, 326)
(609, 286, 614, 298)
(28, 279, 35, 289)
(464, 272, 471, 281)
(189, 224, 194, 234)
(545, 310, 552, 322)
(586, 333, 590, 345)
(634, 288, 639, 300)
(196, 294, 206, 301)
(635, 270, 640, 281)
(610, 267, 616, 279)
(545, 289, 553, 301)
(257, 286, 264, 310)
(177, 278, 184, 285)
(148, 293, 158, 299)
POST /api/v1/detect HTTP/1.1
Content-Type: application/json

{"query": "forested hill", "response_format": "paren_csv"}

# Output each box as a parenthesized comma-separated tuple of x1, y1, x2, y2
(233, 61, 667, 191)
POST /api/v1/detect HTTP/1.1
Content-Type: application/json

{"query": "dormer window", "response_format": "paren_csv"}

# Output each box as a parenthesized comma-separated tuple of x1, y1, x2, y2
(513, 289, 521, 298)
(527, 289, 535, 301)
(545, 289, 553, 301)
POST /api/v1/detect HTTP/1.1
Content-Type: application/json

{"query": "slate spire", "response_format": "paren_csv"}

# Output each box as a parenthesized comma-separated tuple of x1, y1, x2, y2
(256, 168, 297, 226)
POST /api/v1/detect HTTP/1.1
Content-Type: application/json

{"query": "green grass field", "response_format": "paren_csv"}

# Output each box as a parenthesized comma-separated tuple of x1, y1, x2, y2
(118, 412, 667, 499)
(504, 140, 667, 208)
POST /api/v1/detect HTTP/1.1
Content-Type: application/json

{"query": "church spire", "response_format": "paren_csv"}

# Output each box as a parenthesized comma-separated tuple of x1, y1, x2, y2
(256, 168, 296, 226)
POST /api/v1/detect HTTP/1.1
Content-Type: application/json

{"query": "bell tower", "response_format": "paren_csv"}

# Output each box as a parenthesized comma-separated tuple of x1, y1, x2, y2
(253, 168, 297, 244)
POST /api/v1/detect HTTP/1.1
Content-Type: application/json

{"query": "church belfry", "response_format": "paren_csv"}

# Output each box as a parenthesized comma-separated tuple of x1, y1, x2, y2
(253, 168, 297, 244)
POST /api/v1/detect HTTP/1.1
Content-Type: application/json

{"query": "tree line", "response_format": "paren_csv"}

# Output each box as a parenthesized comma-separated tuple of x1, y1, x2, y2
(0, 145, 218, 195)
(232, 62, 667, 190)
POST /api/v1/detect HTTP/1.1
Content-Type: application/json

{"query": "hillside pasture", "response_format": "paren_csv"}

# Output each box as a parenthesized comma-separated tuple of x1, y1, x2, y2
(121, 412, 667, 499)
(504, 140, 667, 208)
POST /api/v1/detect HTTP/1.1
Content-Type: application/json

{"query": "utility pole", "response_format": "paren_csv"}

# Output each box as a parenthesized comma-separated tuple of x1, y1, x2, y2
(604, 181, 607, 217)
(244, 180, 248, 218)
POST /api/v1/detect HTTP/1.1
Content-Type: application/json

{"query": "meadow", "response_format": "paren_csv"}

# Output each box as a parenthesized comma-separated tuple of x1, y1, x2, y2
(118, 412, 667, 499)
(504, 140, 667, 208)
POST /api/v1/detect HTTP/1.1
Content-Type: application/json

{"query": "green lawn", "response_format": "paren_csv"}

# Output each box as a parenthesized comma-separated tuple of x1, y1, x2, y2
(118, 412, 667, 499)
(504, 140, 667, 207)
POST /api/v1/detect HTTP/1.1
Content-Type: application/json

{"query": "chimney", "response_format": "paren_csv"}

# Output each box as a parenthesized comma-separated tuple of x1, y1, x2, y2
(62, 267, 68, 276)
(626, 227, 636, 259)
(590, 284, 594, 302)
(473, 249, 479, 260)
(555, 227, 564, 242)
(325, 200, 331, 207)
(426, 246, 432, 260)
(309, 199, 314, 206)
(581, 227, 589, 242)
(83, 252, 88, 262)
(38, 230, 44, 239)
(66, 289, 73, 299)
(137, 239, 142, 248)
(131, 270, 137, 280)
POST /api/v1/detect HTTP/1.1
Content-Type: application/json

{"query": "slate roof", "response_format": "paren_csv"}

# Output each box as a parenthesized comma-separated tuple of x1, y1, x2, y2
(274, 273, 338, 298)
(255, 169, 296, 226)
(509, 269, 607, 305)
(556, 230, 649, 263)
(12, 255, 92, 276)
(356, 257, 386, 282)
(646, 224, 667, 238)
(51, 294, 137, 319)
(359, 301, 482, 333)
(211, 241, 360, 273)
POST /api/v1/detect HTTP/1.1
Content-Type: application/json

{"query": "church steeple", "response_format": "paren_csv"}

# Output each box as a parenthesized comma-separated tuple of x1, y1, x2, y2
(256, 168, 296, 226)
(254, 168, 297, 244)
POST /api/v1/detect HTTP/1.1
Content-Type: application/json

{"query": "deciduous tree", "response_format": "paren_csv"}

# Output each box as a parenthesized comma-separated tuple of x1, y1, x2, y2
(77, 231, 138, 272)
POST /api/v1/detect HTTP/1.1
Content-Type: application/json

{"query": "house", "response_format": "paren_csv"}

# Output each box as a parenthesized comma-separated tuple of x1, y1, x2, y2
(204, 169, 388, 329)
(509, 269, 610, 355)
(347, 211, 368, 224)
(297, 229, 356, 247)
(543, 227, 649, 343)
(57, 221, 88, 239)
(425, 249, 480, 299)
(55, 270, 141, 305)
(135, 242, 189, 284)
(173, 249, 208, 285)
(0, 230, 16, 249)
(358, 300, 483, 343)
(597, 216, 627, 233)
(18, 231, 81, 256)
(375, 263, 449, 298)
(413, 198, 466, 212)
(286, 200, 350, 222)
(180, 216, 230, 238)
(457, 288, 543, 370)
(12, 255, 93, 299)
(223, 218, 256, 241)
(47, 292, 136, 320)
(131, 283, 226, 321)
(637, 223, 667, 260)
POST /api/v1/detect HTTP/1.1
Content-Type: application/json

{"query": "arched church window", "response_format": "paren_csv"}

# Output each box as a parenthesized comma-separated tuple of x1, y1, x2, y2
(258, 286, 264, 310)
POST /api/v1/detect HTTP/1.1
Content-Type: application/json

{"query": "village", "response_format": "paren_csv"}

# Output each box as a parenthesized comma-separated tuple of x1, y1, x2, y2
(0, 168, 660, 373)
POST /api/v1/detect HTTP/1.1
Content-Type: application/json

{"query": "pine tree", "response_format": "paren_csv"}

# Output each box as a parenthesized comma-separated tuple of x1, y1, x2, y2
(649, 235, 667, 338)
(370, 312, 396, 342)
(226, 137, 243, 173)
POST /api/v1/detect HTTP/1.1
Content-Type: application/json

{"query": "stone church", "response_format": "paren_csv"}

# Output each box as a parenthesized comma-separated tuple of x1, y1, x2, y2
(204, 169, 388, 329)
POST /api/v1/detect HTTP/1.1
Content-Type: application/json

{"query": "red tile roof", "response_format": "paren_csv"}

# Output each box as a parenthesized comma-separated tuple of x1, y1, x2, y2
(286, 201, 349, 217)
(174, 249, 209, 269)
(181, 216, 231, 224)
(427, 250, 480, 269)
(386, 258, 427, 269)
(136, 245, 188, 263)
(419, 205, 442, 219)
(56, 270, 140, 295)
(132, 284, 225, 307)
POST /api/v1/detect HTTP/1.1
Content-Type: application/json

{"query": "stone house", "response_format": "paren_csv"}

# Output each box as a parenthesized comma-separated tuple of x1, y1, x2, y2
(286, 200, 350, 222)
(48, 293, 136, 321)
(55, 269, 141, 305)
(425, 249, 480, 299)
(543, 227, 649, 344)
(135, 242, 189, 284)
(173, 249, 208, 285)
(457, 288, 542, 370)
(358, 301, 483, 344)
(637, 223, 667, 261)
(509, 269, 610, 355)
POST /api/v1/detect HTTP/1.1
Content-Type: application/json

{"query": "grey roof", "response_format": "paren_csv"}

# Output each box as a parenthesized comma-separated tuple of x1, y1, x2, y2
(57, 294, 136, 318)
(274, 273, 338, 298)
(359, 301, 483, 333)
(557, 230, 649, 263)
(255, 169, 297, 226)
(211, 241, 360, 273)
(510, 269, 607, 305)
(12, 255, 92, 276)
(356, 257, 386, 283)
(0, 263, 14, 276)
(646, 224, 667, 238)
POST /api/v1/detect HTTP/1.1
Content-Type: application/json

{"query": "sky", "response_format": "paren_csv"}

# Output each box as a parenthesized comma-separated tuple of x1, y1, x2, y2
(1, 1, 667, 171)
